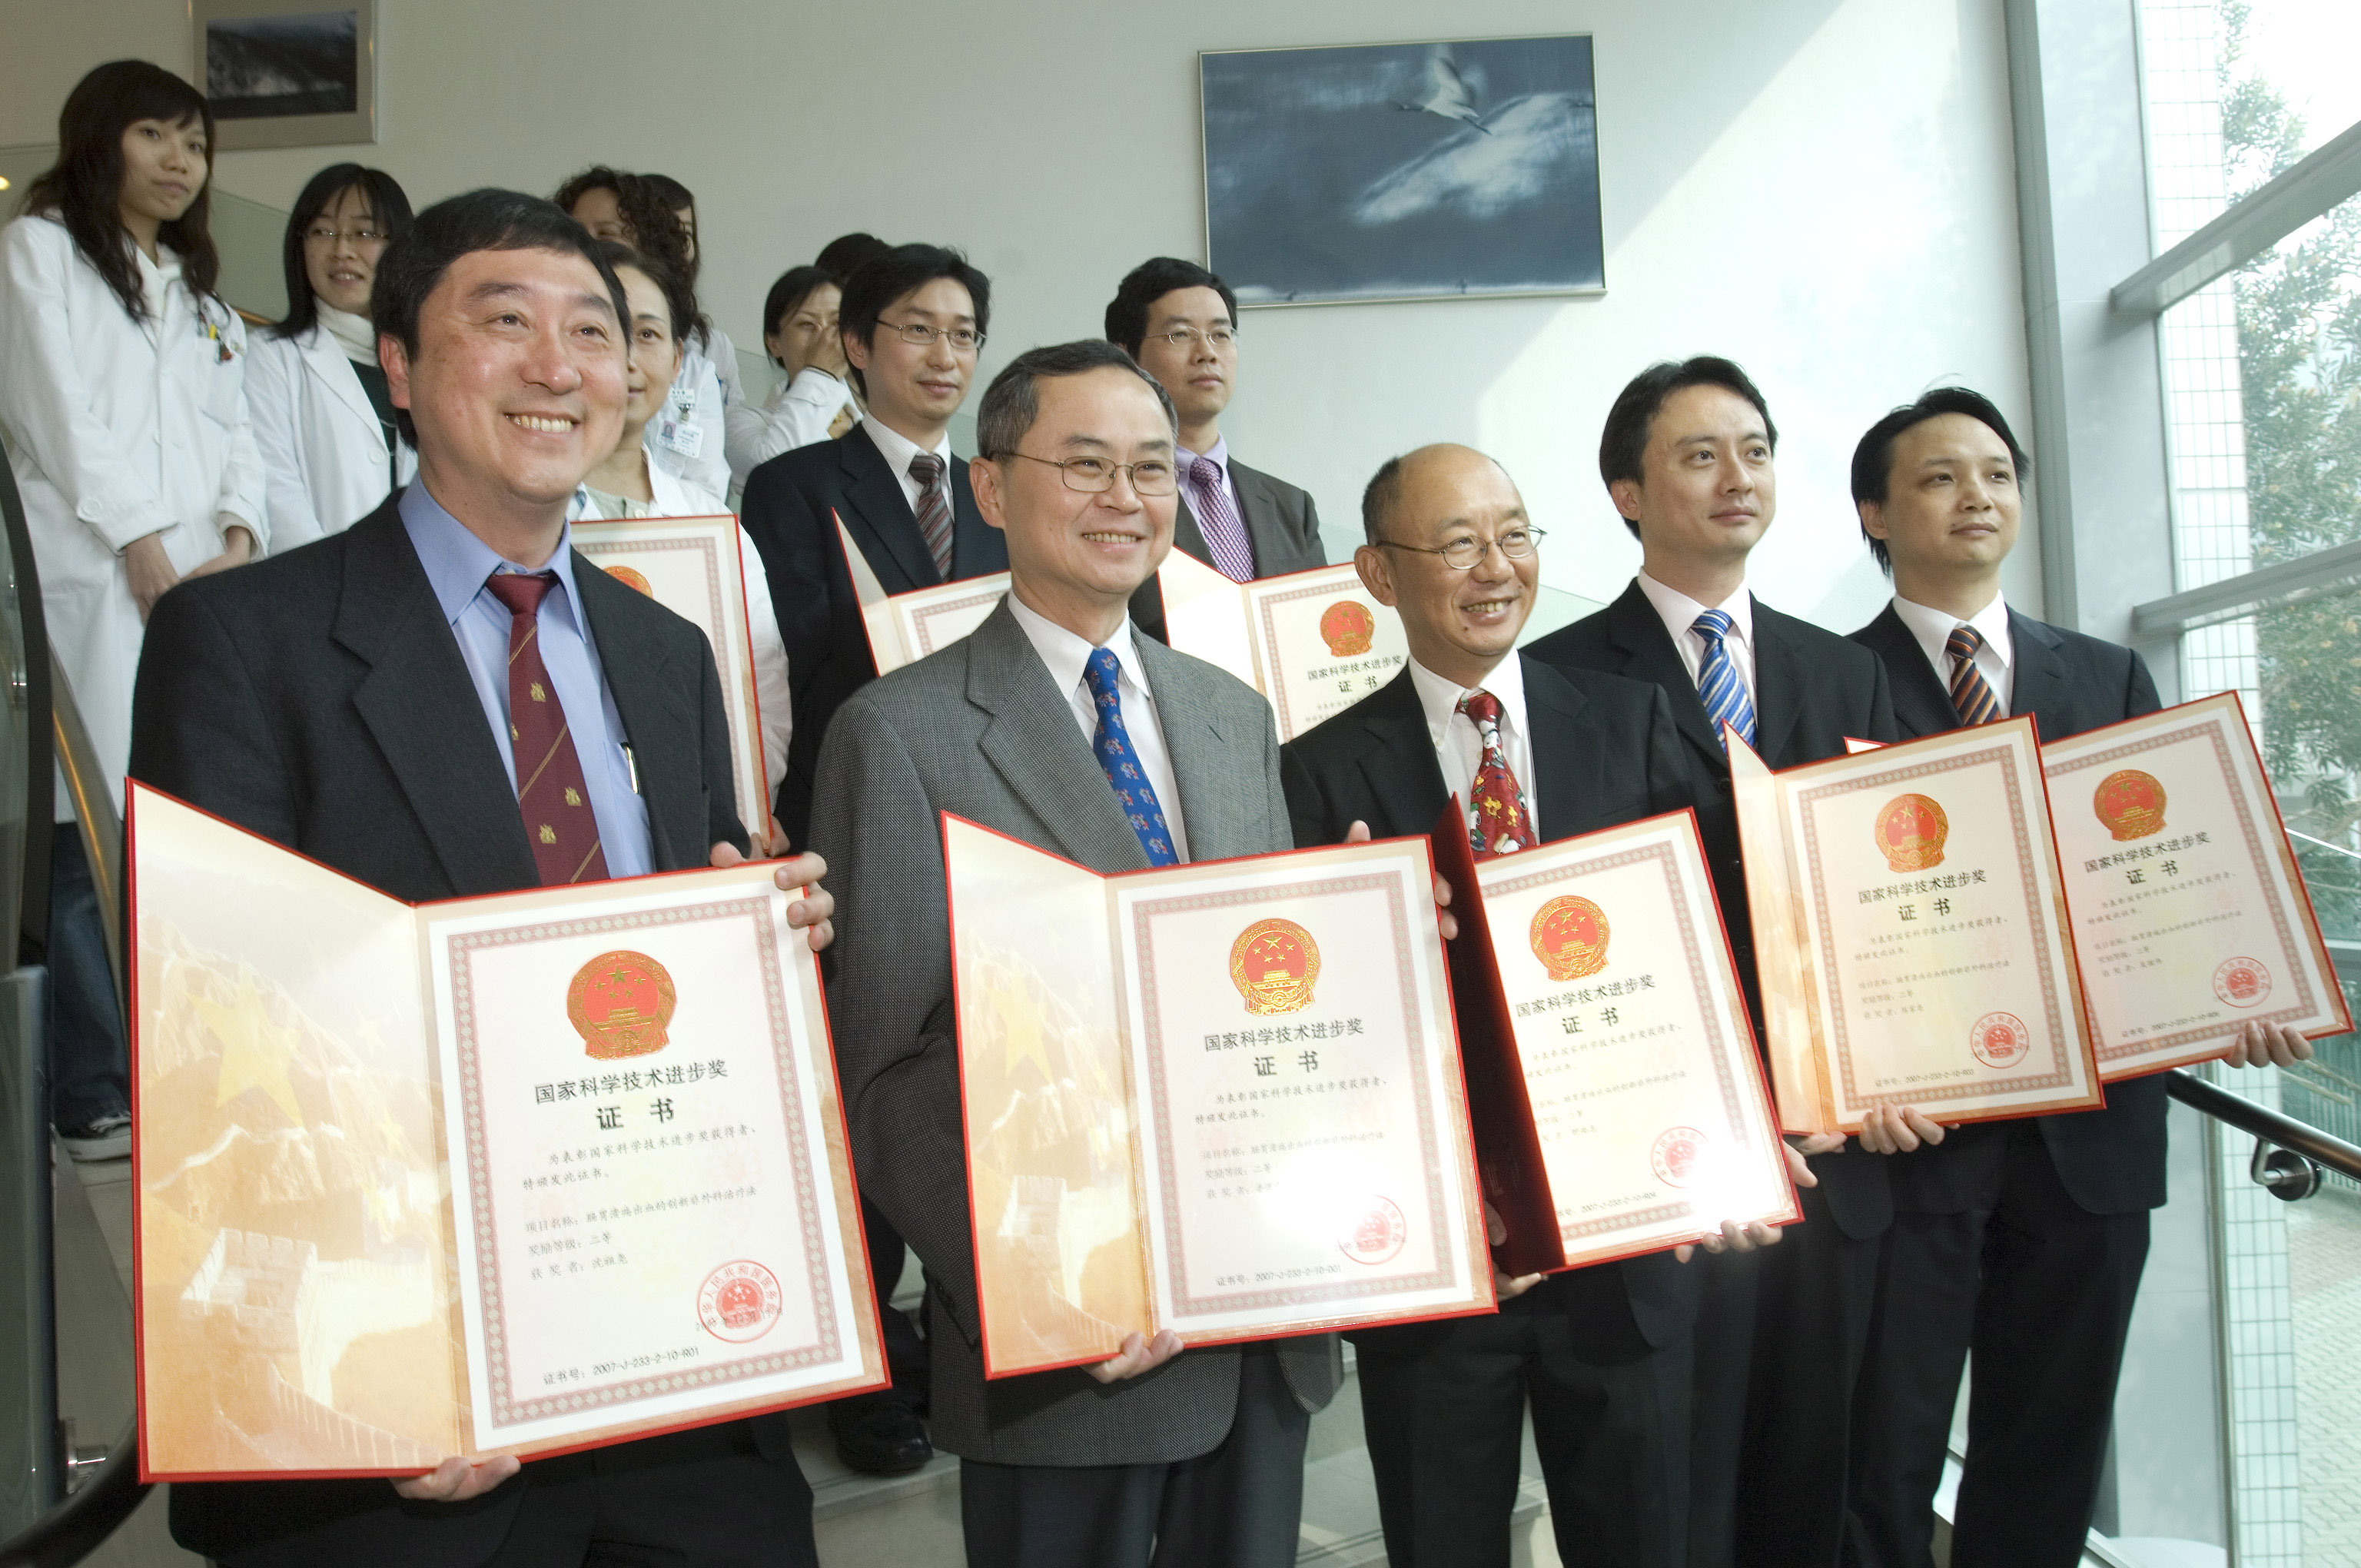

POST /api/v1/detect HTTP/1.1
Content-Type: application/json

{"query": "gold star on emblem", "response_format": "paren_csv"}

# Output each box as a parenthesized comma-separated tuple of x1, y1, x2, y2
(197, 972, 305, 1127)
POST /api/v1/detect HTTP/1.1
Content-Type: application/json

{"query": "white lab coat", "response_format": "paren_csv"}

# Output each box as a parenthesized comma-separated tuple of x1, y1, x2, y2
(568, 463, 791, 802)
(0, 214, 268, 818)
(648, 326, 737, 501)
(244, 321, 417, 550)
(726, 365, 858, 494)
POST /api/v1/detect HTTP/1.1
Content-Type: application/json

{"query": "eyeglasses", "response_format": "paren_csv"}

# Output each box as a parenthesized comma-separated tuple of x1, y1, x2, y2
(999, 450, 1179, 497)
(1150, 326, 1236, 350)
(1373, 527, 1546, 571)
(878, 317, 984, 352)
(304, 225, 388, 245)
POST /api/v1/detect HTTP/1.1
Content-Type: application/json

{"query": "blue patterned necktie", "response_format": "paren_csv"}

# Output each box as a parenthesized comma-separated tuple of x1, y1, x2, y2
(1692, 608, 1758, 751)
(1084, 646, 1179, 866)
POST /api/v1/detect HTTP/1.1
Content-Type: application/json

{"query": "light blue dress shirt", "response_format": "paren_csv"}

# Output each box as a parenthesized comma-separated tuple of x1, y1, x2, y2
(398, 485, 653, 878)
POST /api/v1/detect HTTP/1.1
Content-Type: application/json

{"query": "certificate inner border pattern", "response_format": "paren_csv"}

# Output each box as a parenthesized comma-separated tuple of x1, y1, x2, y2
(908, 587, 1007, 656)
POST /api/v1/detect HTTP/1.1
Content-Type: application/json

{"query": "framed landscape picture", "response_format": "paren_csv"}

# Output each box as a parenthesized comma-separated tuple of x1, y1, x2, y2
(1200, 35, 1602, 307)
(194, 0, 377, 151)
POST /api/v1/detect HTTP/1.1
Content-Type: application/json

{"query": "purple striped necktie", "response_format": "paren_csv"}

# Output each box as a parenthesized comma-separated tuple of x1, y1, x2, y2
(1187, 455, 1255, 583)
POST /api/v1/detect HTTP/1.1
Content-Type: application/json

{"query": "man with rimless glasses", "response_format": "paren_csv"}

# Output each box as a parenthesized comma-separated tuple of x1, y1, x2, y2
(736, 242, 1001, 1477)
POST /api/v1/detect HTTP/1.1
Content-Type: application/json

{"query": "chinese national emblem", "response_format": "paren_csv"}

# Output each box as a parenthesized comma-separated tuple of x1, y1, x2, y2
(1319, 600, 1376, 657)
(2093, 769, 2166, 842)
(603, 564, 655, 597)
(1229, 918, 1321, 1015)
(1873, 793, 1950, 872)
(566, 950, 678, 1059)
(1529, 895, 1610, 982)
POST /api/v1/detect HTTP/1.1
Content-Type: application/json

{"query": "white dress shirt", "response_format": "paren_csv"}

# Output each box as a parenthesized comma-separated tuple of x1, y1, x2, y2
(1891, 590, 2016, 715)
(1406, 653, 1536, 830)
(861, 412, 955, 519)
(1635, 570, 1758, 705)
(1006, 592, 1190, 862)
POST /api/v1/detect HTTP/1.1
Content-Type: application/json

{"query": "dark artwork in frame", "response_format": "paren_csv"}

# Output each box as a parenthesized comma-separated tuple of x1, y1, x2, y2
(1202, 35, 1603, 307)
(204, 8, 360, 121)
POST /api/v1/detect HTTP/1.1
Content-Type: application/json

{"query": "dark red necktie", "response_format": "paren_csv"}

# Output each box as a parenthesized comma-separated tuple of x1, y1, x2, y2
(483, 573, 610, 885)
(1459, 689, 1538, 860)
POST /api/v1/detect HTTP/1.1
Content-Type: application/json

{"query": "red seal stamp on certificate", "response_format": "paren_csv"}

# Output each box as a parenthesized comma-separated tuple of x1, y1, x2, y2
(1230, 918, 1320, 1015)
(1652, 1127, 1705, 1188)
(2214, 957, 2272, 1008)
(2093, 769, 2167, 842)
(1319, 600, 1375, 657)
(698, 1260, 783, 1344)
(1530, 895, 1610, 982)
(1970, 1012, 2031, 1069)
(603, 564, 655, 597)
(567, 951, 678, 1060)
(1339, 1196, 1406, 1265)
(1874, 794, 1950, 872)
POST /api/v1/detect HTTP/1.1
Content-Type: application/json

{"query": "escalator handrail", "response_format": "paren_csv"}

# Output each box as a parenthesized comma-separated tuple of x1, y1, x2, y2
(2165, 1065, 2361, 1182)
(0, 1427, 141, 1568)
(0, 457, 54, 962)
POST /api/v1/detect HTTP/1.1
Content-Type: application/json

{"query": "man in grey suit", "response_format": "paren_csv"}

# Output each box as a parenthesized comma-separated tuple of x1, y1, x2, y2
(810, 338, 1340, 1567)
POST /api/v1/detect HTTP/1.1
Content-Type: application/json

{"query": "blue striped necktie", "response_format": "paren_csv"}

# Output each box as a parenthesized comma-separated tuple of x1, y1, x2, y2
(1084, 647, 1179, 867)
(1692, 608, 1757, 752)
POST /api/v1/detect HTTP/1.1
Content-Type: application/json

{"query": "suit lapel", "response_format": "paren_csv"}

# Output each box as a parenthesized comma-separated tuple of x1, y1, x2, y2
(1858, 605, 1960, 736)
(573, 560, 696, 869)
(332, 507, 540, 894)
(1171, 488, 1214, 570)
(1227, 461, 1276, 577)
(1519, 656, 1595, 842)
(967, 606, 1148, 870)
(1137, 634, 1253, 861)
(1602, 583, 1724, 767)
(2005, 608, 2071, 736)
(1751, 602, 1808, 765)
(948, 458, 1001, 580)
(304, 327, 381, 437)
(1352, 673, 1451, 838)
(836, 426, 938, 590)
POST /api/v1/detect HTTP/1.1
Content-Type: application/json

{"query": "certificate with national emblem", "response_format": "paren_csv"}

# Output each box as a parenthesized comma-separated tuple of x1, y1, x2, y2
(2041, 693, 2349, 1079)
(836, 513, 1010, 676)
(127, 784, 883, 1480)
(1155, 550, 1411, 741)
(1728, 716, 2104, 1134)
(942, 815, 1492, 1378)
(1427, 804, 1798, 1277)
(569, 513, 771, 840)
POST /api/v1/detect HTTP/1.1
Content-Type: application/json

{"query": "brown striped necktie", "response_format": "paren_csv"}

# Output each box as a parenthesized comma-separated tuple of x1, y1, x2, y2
(483, 572, 610, 885)
(1946, 623, 2004, 726)
(908, 451, 955, 577)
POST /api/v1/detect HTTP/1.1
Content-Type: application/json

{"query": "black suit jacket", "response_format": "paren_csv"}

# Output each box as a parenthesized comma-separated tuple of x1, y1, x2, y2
(1281, 656, 1702, 1349)
(1525, 580, 1903, 1240)
(737, 424, 1005, 846)
(130, 499, 762, 1566)
(1852, 603, 2168, 1214)
(1132, 453, 1328, 642)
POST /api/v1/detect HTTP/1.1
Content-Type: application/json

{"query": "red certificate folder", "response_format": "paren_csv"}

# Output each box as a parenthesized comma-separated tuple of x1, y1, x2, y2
(127, 783, 885, 1480)
(943, 815, 1494, 1378)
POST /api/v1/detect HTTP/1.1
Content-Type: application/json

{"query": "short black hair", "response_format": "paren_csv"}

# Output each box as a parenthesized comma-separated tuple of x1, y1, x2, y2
(1851, 387, 2031, 573)
(975, 341, 1175, 460)
(761, 264, 838, 354)
(1598, 357, 1778, 540)
(371, 188, 628, 447)
(1104, 257, 1238, 357)
(1362, 455, 1407, 545)
(815, 231, 890, 280)
(273, 163, 413, 341)
(838, 243, 991, 401)
(552, 164, 624, 216)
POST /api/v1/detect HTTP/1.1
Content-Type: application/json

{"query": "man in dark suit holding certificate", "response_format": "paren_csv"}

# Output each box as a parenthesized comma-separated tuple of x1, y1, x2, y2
(1841, 388, 2310, 1568)
(810, 340, 1339, 1568)
(1523, 357, 1931, 1568)
(130, 190, 835, 1567)
(1283, 442, 1805, 1567)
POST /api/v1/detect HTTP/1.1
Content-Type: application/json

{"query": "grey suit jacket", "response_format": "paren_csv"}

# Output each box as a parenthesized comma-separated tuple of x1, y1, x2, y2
(1172, 454, 1327, 580)
(810, 601, 1342, 1467)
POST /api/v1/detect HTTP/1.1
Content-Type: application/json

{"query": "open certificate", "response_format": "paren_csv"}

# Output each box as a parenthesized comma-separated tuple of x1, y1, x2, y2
(837, 513, 1009, 673)
(569, 513, 770, 841)
(128, 784, 882, 1480)
(2042, 693, 2349, 1078)
(943, 816, 1492, 1378)
(1157, 550, 1411, 741)
(1430, 805, 1797, 1278)
(1729, 717, 2104, 1134)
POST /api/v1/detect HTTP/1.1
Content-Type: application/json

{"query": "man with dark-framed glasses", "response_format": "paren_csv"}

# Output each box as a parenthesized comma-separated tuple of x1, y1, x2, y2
(1106, 259, 1327, 615)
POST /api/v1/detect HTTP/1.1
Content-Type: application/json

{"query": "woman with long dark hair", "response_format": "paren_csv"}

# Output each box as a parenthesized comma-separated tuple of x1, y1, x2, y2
(244, 163, 416, 548)
(0, 58, 267, 1158)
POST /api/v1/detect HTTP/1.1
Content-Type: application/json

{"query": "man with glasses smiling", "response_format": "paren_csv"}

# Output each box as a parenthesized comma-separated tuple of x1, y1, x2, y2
(738, 241, 998, 1476)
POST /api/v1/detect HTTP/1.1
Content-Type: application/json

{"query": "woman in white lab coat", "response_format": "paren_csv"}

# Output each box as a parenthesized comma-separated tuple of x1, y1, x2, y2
(726, 264, 859, 491)
(573, 243, 791, 818)
(244, 163, 417, 549)
(0, 60, 266, 1154)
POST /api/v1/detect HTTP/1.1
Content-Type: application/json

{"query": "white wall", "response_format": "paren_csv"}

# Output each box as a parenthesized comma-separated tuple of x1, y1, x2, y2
(0, 0, 2037, 630)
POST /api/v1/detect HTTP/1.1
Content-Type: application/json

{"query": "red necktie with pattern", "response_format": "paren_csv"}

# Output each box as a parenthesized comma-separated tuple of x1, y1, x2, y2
(1947, 624, 2004, 726)
(483, 572, 611, 885)
(1459, 689, 1538, 859)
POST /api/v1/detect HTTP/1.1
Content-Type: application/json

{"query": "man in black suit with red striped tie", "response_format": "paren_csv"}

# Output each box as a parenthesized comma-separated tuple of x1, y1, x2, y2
(1841, 387, 2312, 1568)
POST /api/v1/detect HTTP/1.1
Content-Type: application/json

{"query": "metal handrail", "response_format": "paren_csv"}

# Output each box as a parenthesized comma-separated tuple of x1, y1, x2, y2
(2166, 1065, 2361, 1193)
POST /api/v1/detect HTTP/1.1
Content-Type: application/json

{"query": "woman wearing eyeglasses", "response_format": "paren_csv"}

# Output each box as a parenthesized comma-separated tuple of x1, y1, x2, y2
(244, 163, 417, 549)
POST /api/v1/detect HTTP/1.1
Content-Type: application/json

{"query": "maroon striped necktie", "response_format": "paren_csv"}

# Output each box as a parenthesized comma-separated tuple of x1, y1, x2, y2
(1946, 624, 2004, 726)
(908, 451, 955, 577)
(484, 572, 610, 885)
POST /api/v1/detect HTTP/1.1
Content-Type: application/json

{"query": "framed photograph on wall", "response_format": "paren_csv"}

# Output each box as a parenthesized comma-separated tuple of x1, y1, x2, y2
(1200, 35, 1602, 307)
(194, 0, 376, 151)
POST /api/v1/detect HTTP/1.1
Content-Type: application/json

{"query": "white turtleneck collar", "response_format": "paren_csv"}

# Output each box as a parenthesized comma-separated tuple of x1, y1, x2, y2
(317, 301, 377, 364)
